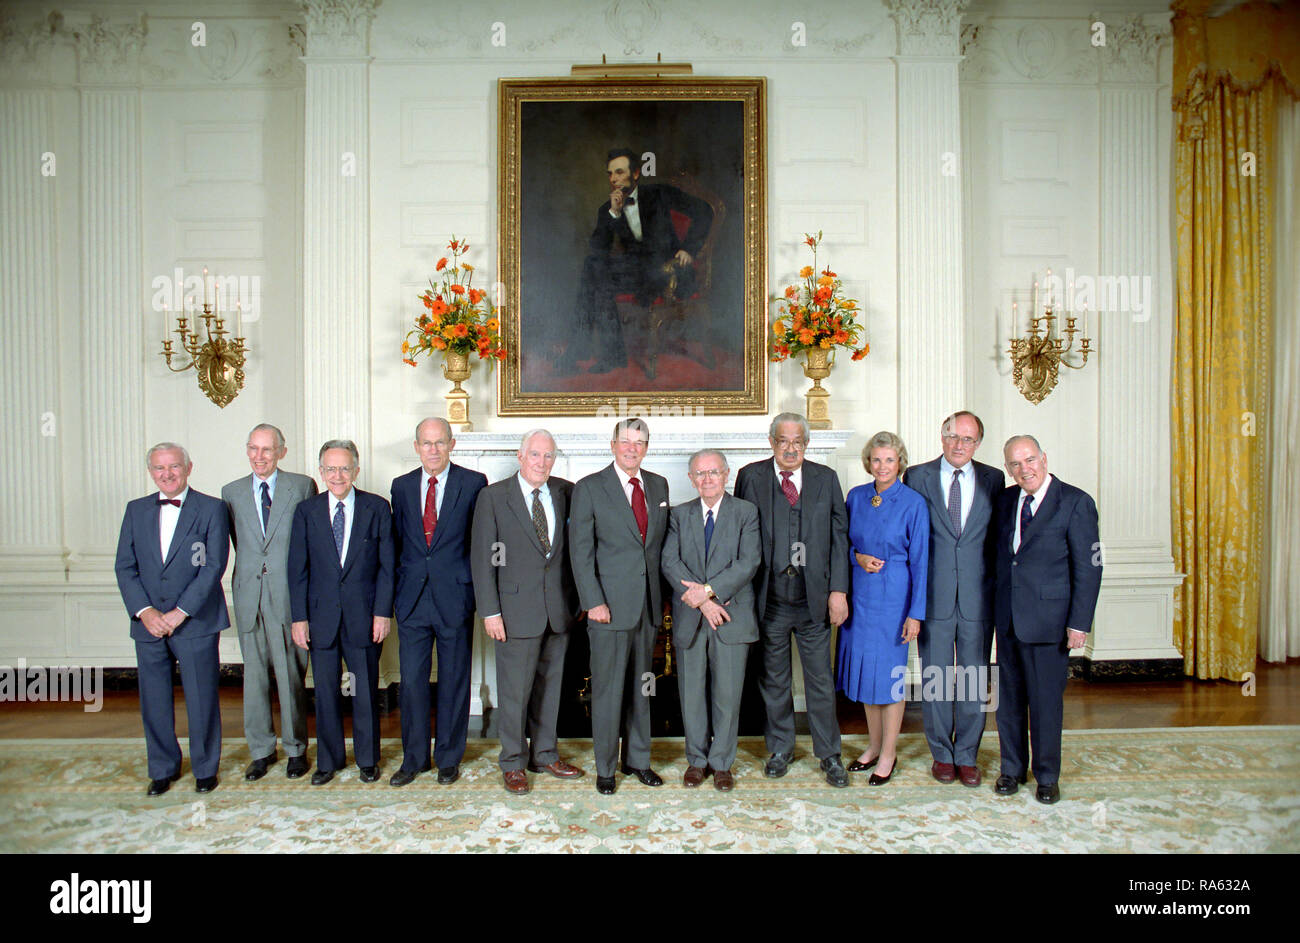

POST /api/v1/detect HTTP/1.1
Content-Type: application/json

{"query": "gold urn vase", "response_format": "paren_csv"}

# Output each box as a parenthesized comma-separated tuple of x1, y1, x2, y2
(442, 349, 474, 431)
(801, 347, 833, 429)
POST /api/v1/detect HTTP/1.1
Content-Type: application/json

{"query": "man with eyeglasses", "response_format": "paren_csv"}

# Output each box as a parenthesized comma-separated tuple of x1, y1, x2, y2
(661, 450, 760, 790)
(735, 412, 851, 787)
(115, 442, 230, 796)
(569, 418, 671, 794)
(992, 435, 1101, 804)
(388, 418, 487, 787)
(288, 440, 394, 786)
(902, 411, 1004, 788)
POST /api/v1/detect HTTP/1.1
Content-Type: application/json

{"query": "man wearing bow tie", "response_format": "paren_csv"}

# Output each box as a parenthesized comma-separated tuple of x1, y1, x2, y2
(992, 435, 1102, 804)
(569, 419, 671, 795)
(560, 147, 713, 375)
(222, 423, 317, 782)
(115, 443, 230, 796)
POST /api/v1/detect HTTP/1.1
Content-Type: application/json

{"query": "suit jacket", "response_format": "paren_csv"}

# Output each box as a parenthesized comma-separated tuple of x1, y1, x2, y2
(470, 476, 582, 639)
(222, 471, 317, 634)
(993, 477, 1102, 643)
(660, 495, 761, 646)
(568, 463, 670, 632)
(287, 489, 395, 649)
(734, 459, 850, 622)
(903, 458, 1002, 623)
(114, 489, 231, 644)
(589, 183, 714, 275)
(390, 462, 488, 628)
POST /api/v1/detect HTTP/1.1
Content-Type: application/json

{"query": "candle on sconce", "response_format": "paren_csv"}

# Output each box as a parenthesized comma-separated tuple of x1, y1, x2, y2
(203, 267, 209, 308)
(1033, 279, 1039, 314)
(1068, 279, 1075, 315)
(236, 302, 243, 338)
(1045, 268, 1053, 310)
(162, 303, 169, 343)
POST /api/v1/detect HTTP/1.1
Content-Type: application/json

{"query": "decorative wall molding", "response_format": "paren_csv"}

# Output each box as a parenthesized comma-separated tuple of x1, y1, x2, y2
(888, 0, 969, 57)
(72, 14, 147, 85)
(959, 13, 1169, 85)
(301, 0, 376, 58)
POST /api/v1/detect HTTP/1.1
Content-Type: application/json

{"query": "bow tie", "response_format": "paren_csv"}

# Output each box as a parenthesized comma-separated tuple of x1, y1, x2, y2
(624, 196, 636, 205)
(157, 498, 181, 507)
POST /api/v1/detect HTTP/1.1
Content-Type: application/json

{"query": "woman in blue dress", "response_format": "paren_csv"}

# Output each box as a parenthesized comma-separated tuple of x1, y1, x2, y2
(836, 431, 928, 785)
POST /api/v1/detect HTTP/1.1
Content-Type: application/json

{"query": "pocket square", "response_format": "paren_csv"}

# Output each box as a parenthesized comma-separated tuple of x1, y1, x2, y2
(658, 501, 668, 507)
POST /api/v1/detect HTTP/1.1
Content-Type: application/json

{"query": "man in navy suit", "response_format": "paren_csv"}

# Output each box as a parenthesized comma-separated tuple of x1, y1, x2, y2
(993, 435, 1102, 804)
(115, 442, 230, 796)
(288, 440, 395, 786)
(560, 147, 714, 374)
(903, 411, 1003, 788)
(389, 417, 487, 787)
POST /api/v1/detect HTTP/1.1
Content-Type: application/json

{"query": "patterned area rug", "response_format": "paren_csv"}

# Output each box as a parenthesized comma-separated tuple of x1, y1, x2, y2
(2, 728, 1297, 853)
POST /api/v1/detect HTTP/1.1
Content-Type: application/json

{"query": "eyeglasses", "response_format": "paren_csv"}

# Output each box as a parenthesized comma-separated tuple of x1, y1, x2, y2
(690, 469, 724, 479)
(942, 434, 979, 447)
(773, 438, 806, 450)
(320, 466, 355, 476)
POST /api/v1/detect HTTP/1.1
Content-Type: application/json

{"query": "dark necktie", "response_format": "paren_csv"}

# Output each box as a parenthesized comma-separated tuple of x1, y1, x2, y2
(630, 477, 648, 543)
(624, 196, 636, 205)
(157, 498, 181, 507)
(423, 476, 438, 546)
(1018, 493, 1034, 550)
(948, 468, 963, 537)
(531, 488, 551, 555)
(333, 501, 346, 560)
(260, 481, 271, 533)
(704, 508, 715, 557)
(780, 470, 799, 507)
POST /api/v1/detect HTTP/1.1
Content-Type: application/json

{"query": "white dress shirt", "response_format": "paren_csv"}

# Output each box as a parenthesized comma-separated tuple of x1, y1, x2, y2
(773, 459, 803, 496)
(158, 487, 189, 562)
(613, 463, 643, 506)
(611, 185, 643, 241)
(939, 456, 975, 530)
(328, 488, 357, 563)
(516, 473, 555, 547)
(253, 469, 278, 537)
(421, 468, 446, 520)
(700, 494, 725, 524)
(1012, 474, 1053, 553)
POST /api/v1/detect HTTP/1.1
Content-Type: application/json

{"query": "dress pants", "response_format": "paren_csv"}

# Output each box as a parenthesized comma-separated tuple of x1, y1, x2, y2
(135, 632, 222, 780)
(675, 628, 750, 771)
(588, 605, 656, 778)
(396, 618, 472, 772)
(309, 634, 382, 772)
(495, 625, 568, 772)
(239, 611, 309, 760)
(759, 589, 842, 760)
(994, 621, 1070, 785)
(919, 616, 993, 766)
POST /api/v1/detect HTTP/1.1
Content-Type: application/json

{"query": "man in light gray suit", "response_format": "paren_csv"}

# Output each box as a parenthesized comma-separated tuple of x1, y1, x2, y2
(471, 429, 586, 795)
(221, 423, 317, 781)
(569, 418, 671, 795)
(902, 411, 1002, 788)
(661, 449, 760, 791)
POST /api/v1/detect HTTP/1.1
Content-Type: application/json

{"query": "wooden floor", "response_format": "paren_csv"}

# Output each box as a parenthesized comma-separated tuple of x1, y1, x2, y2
(2, 658, 1297, 740)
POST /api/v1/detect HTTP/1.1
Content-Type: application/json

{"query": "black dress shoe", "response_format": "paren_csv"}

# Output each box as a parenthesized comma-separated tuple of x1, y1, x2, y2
(848, 755, 879, 772)
(437, 766, 460, 785)
(821, 754, 849, 788)
(1035, 783, 1061, 804)
(358, 765, 380, 783)
(244, 752, 277, 782)
(994, 773, 1027, 796)
(286, 755, 310, 779)
(620, 765, 663, 787)
(764, 751, 795, 778)
(389, 763, 431, 787)
(195, 775, 219, 793)
(311, 769, 335, 786)
(867, 759, 897, 786)
(596, 775, 617, 795)
(146, 773, 180, 797)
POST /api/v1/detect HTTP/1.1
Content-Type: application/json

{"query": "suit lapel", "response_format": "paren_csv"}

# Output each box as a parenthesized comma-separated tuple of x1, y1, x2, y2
(507, 482, 547, 557)
(341, 494, 366, 577)
(602, 465, 642, 543)
(703, 498, 726, 570)
(1020, 479, 1063, 553)
(644, 473, 667, 545)
(550, 482, 568, 559)
(262, 476, 292, 547)
(927, 464, 960, 540)
(755, 463, 775, 551)
(144, 501, 165, 569)
(163, 497, 197, 568)
(427, 466, 462, 554)
(964, 466, 994, 537)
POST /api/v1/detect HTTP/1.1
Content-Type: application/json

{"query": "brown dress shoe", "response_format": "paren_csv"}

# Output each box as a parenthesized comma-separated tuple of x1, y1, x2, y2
(503, 769, 529, 794)
(958, 765, 981, 787)
(931, 761, 957, 783)
(683, 766, 707, 788)
(712, 768, 734, 791)
(527, 759, 584, 779)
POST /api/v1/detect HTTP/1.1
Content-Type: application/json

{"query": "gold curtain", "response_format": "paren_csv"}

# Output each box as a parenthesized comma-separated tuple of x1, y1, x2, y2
(1171, 0, 1300, 680)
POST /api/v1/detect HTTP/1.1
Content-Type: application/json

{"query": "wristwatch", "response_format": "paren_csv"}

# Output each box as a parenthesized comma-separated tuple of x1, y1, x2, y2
(703, 584, 716, 600)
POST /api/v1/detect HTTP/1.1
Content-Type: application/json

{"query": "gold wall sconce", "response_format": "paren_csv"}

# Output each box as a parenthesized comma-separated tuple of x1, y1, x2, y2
(158, 267, 249, 408)
(1008, 268, 1094, 405)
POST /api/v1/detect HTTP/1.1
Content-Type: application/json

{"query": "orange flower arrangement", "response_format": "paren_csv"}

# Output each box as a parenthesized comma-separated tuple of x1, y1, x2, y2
(769, 231, 869, 363)
(403, 236, 506, 367)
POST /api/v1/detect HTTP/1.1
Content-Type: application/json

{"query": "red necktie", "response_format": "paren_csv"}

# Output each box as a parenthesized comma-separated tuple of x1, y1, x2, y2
(630, 477, 648, 543)
(780, 470, 799, 507)
(423, 476, 438, 546)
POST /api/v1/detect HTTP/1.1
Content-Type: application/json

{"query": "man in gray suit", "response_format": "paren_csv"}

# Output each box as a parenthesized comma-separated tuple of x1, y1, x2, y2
(903, 411, 1002, 788)
(471, 429, 585, 795)
(661, 449, 760, 791)
(222, 424, 317, 781)
(734, 413, 850, 787)
(568, 419, 670, 795)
